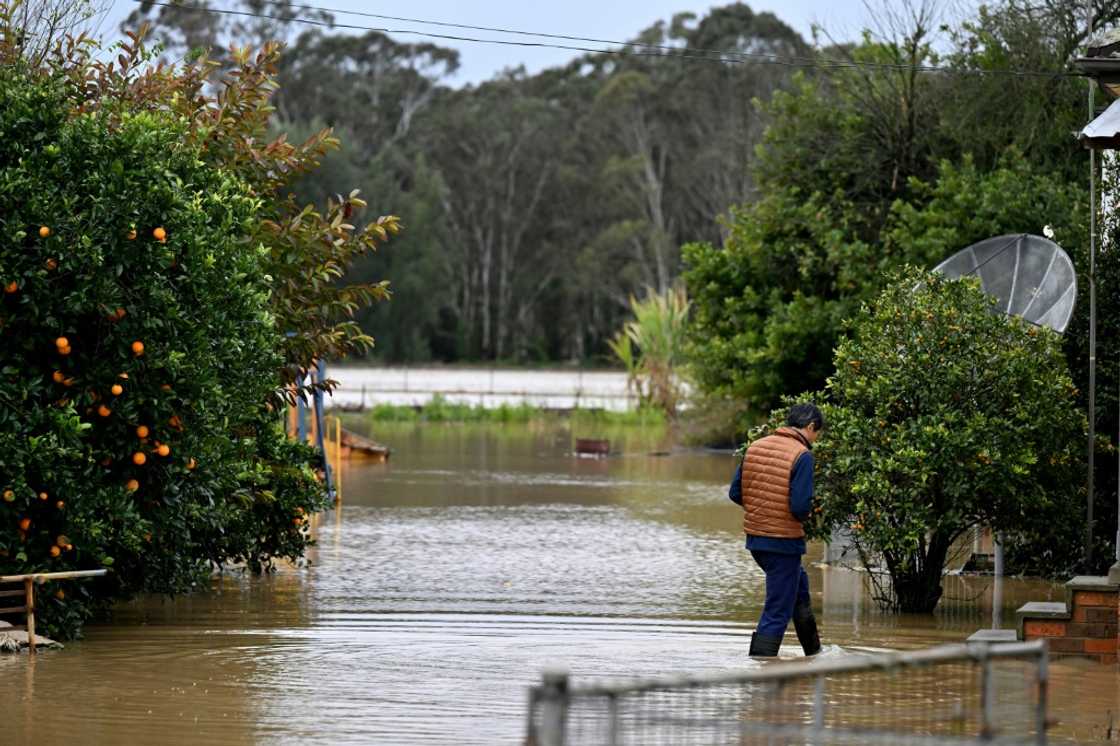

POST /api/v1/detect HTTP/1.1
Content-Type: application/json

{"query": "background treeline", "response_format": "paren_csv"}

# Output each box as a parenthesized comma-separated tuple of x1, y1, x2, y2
(127, 1, 808, 363)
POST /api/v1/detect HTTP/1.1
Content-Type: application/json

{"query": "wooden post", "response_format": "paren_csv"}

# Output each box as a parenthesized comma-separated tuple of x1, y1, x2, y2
(24, 578, 35, 655)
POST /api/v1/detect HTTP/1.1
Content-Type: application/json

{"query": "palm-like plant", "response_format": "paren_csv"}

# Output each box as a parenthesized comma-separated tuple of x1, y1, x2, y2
(609, 287, 690, 416)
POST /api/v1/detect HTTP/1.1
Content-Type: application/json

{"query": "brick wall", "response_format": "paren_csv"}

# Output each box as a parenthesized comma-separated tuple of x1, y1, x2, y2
(1020, 579, 1119, 664)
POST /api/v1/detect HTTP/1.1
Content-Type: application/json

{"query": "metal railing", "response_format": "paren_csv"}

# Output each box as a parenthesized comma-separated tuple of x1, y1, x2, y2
(525, 640, 1048, 745)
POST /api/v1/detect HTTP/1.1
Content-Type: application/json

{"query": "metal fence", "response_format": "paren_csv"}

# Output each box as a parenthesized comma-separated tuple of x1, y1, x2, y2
(525, 641, 1048, 746)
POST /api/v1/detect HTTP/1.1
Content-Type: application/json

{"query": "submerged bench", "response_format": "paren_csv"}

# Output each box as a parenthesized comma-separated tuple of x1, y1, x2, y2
(0, 570, 108, 653)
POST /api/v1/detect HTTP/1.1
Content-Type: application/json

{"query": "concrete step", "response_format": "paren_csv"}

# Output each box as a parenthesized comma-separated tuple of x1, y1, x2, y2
(967, 628, 1018, 643)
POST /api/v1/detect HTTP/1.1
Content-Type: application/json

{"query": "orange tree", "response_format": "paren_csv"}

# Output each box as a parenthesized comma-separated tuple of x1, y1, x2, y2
(0, 14, 396, 638)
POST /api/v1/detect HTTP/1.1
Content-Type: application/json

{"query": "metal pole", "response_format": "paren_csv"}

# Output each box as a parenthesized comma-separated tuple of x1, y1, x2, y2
(992, 533, 1004, 629)
(1088, 4, 1098, 568)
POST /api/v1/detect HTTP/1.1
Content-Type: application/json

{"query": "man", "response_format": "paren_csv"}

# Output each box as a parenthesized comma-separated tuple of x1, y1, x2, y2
(729, 403, 823, 657)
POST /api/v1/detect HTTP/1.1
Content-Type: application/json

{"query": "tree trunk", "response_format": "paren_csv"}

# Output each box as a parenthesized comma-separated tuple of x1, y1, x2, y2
(890, 531, 951, 613)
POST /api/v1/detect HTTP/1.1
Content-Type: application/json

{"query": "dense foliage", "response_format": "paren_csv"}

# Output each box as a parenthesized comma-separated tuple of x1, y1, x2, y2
(0, 6, 394, 637)
(806, 270, 1085, 612)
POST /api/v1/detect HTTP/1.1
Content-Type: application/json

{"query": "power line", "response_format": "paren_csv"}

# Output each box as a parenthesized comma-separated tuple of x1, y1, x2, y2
(135, 1, 1083, 79)
(249, 0, 826, 69)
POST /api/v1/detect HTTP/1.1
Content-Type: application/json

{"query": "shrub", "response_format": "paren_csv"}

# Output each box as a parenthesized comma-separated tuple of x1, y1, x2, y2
(802, 268, 1085, 613)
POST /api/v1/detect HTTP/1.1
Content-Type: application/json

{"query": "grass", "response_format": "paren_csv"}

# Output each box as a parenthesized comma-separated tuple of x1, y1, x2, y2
(366, 395, 666, 427)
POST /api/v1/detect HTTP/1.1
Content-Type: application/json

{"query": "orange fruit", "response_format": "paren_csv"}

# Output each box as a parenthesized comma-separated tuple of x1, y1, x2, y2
(38, 492, 48, 501)
(97, 404, 111, 417)
(143, 533, 152, 543)
(156, 444, 170, 457)
(136, 425, 149, 438)
(45, 258, 58, 270)
(54, 336, 69, 349)
(49, 545, 60, 557)
(2, 489, 13, 502)
(52, 370, 64, 383)
(64, 543, 72, 551)
(18, 517, 30, 531)
(132, 452, 146, 466)
(55, 589, 64, 600)
(153, 227, 166, 241)
(125, 478, 139, 491)
(111, 384, 123, 396)
(58, 345, 71, 356)
(39, 226, 51, 238)
(4, 281, 16, 294)
(127, 229, 137, 240)
(55, 500, 64, 509)
(116, 308, 126, 320)
(160, 384, 172, 392)
(118, 372, 129, 380)
(169, 415, 182, 429)
(63, 377, 74, 387)
(55, 535, 68, 547)
(186, 458, 197, 471)
(131, 340, 144, 356)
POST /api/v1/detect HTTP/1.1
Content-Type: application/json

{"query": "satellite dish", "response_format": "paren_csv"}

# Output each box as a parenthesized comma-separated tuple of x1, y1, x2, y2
(932, 233, 1077, 333)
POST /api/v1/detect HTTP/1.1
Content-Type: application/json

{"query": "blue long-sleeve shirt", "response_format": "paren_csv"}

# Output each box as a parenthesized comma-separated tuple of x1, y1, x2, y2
(728, 451, 814, 555)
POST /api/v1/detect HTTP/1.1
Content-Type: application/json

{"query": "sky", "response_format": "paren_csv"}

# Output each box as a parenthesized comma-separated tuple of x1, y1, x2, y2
(94, 1, 979, 85)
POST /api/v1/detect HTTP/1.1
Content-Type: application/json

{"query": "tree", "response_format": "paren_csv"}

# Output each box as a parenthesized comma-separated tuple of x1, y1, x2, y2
(0, 6, 395, 638)
(806, 269, 1085, 612)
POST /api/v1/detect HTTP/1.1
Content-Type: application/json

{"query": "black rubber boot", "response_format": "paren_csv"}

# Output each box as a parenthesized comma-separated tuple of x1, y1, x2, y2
(748, 633, 782, 657)
(793, 600, 821, 657)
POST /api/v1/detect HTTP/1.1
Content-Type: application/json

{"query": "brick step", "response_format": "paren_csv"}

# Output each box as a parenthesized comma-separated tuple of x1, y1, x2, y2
(1014, 576, 1119, 663)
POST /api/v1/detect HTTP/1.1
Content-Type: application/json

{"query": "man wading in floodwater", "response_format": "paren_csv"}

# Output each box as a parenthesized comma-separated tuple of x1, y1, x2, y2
(729, 403, 823, 658)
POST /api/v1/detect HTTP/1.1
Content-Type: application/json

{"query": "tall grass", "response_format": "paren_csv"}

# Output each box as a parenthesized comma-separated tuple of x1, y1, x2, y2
(365, 395, 665, 427)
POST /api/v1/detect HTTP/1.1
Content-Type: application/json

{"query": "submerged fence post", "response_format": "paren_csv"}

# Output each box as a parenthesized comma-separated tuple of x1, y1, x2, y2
(538, 670, 570, 746)
(811, 675, 825, 745)
(606, 693, 619, 746)
(1036, 642, 1049, 746)
(979, 647, 994, 740)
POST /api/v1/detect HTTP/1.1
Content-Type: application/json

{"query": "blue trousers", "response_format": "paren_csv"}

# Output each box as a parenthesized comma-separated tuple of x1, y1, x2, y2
(750, 549, 810, 639)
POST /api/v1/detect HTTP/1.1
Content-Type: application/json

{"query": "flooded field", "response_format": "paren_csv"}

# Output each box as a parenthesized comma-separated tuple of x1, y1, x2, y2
(0, 421, 1116, 744)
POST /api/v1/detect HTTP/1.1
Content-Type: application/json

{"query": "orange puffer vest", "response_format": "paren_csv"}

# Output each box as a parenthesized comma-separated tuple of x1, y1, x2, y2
(741, 428, 810, 539)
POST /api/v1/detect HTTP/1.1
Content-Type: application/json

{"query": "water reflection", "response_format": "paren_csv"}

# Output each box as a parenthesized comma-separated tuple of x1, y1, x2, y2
(0, 421, 1112, 744)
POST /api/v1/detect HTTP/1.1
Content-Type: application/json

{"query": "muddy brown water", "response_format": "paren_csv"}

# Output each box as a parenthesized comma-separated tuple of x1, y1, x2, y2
(0, 422, 1116, 744)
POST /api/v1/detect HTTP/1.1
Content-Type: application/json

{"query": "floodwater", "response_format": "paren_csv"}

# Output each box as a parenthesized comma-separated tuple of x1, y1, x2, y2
(1, 421, 1117, 744)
